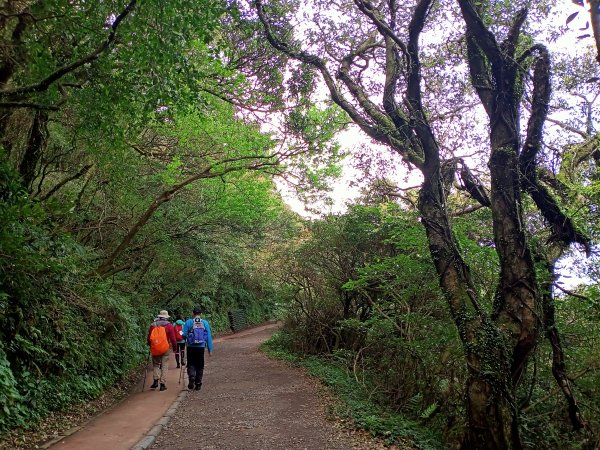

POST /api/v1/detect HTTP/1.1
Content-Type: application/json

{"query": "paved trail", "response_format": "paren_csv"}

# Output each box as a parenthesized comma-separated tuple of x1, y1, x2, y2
(151, 326, 363, 450)
(52, 324, 370, 450)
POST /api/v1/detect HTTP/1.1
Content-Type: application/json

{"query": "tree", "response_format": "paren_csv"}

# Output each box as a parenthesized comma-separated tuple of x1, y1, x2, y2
(254, 0, 592, 446)
(0, 0, 227, 193)
(91, 101, 282, 277)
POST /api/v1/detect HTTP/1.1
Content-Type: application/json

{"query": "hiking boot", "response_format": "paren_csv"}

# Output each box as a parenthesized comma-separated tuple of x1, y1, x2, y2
(188, 377, 194, 390)
(194, 383, 202, 391)
(150, 379, 159, 389)
(159, 383, 167, 391)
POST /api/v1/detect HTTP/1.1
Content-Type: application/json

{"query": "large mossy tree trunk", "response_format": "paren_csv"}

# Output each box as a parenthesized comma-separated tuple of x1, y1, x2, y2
(18, 109, 48, 191)
(456, 4, 542, 446)
(488, 123, 540, 387)
(419, 163, 519, 448)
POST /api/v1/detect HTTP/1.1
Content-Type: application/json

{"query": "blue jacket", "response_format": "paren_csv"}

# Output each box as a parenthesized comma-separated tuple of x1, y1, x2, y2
(183, 317, 213, 353)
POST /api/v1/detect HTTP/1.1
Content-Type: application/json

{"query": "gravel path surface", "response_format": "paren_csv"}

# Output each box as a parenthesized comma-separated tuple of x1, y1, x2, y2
(150, 326, 366, 450)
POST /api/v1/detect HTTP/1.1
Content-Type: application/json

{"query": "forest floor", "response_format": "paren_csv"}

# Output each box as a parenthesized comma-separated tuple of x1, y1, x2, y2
(3, 323, 407, 450)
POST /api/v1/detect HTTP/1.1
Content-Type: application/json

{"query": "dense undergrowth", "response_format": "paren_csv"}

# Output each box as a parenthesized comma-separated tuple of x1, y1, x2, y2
(264, 316, 599, 450)
(264, 203, 600, 450)
(0, 159, 144, 431)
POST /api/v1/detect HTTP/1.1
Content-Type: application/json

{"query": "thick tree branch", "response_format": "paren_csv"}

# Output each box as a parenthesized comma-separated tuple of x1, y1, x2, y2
(527, 180, 590, 253)
(92, 155, 278, 277)
(457, 0, 503, 78)
(459, 162, 491, 207)
(0, 0, 137, 98)
(352, 0, 434, 165)
(406, 0, 433, 112)
(352, 0, 414, 139)
(465, 36, 494, 114)
(520, 46, 550, 171)
(39, 164, 93, 201)
(519, 46, 591, 254)
(501, 8, 528, 59)
(353, 0, 408, 53)
(405, 0, 439, 166)
(537, 167, 569, 201)
(382, 36, 407, 130)
(338, 42, 402, 144)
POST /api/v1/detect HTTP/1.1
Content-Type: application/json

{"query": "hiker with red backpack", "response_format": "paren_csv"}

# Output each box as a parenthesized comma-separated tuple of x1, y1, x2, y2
(147, 310, 178, 391)
(174, 314, 186, 368)
(183, 305, 213, 391)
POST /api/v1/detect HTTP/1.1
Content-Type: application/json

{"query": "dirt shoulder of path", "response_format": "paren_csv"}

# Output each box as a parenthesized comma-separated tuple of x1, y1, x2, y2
(0, 365, 143, 450)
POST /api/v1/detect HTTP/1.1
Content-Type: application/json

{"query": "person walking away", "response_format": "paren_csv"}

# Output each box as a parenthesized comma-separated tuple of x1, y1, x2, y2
(184, 305, 213, 390)
(147, 310, 178, 391)
(174, 314, 186, 368)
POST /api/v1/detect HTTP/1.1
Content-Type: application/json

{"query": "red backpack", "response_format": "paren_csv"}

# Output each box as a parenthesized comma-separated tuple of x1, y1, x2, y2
(174, 323, 184, 342)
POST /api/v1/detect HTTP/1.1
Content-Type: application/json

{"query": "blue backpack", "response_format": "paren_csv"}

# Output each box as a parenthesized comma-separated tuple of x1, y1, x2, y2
(187, 318, 208, 345)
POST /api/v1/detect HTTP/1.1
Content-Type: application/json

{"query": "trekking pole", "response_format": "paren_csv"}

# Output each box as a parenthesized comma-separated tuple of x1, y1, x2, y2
(178, 349, 183, 385)
(142, 349, 150, 392)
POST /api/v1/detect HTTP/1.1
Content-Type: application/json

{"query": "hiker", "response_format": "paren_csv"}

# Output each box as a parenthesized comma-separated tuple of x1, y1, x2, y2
(183, 305, 213, 391)
(147, 310, 178, 391)
(174, 314, 186, 368)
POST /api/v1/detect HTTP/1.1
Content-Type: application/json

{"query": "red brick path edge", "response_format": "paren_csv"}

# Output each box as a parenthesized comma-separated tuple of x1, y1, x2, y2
(48, 322, 281, 450)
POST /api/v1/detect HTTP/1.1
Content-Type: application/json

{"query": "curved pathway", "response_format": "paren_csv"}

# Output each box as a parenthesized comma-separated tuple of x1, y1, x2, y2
(52, 323, 370, 450)
(151, 325, 363, 450)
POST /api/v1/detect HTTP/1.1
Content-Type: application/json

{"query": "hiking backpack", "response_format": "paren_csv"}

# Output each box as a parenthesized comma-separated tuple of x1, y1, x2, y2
(187, 318, 208, 346)
(149, 324, 170, 356)
(174, 323, 184, 342)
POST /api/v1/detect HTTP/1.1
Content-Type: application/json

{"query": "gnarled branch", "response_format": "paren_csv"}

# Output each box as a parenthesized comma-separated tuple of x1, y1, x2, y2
(0, 0, 137, 98)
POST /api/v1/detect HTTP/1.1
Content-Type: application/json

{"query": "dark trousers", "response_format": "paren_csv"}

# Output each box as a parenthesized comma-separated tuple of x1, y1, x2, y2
(187, 346, 205, 385)
(175, 342, 185, 365)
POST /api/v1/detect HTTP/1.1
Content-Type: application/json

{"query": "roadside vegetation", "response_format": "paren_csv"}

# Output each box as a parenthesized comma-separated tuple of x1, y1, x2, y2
(262, 203, 599, 449)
